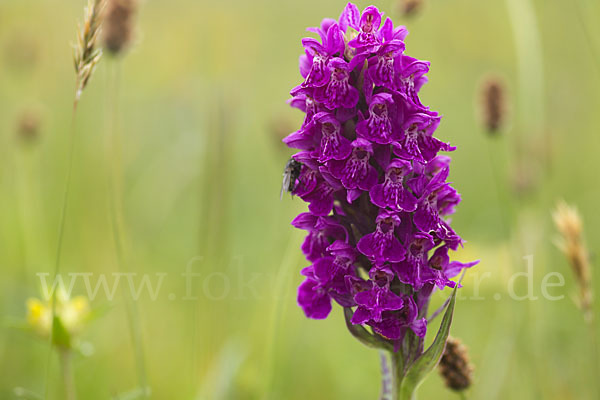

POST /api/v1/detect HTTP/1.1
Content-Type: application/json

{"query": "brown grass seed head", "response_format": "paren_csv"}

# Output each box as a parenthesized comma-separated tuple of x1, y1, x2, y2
(103, 0, 137, 56)
(439, 336, 473, 392)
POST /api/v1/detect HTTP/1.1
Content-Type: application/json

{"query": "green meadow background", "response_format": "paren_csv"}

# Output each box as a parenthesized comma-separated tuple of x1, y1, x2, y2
(1, 0, 600, 398)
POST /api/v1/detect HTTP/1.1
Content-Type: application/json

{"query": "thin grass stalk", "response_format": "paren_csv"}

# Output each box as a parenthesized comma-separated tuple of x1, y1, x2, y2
(106, 60, 149, 398)
(259, 231, 300, 399)
(194, 90, 234, 393)
(504, 0, 545, 164)
(504, 0, 550, 397)
(44, 111, 78, 400)
(46, 1, 105, 396)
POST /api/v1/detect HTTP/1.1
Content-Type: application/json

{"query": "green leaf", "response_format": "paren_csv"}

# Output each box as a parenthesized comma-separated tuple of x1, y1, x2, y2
(343, 308, 392, 351)
(399, 286, 458, 400)
(51, 316, 72, 350)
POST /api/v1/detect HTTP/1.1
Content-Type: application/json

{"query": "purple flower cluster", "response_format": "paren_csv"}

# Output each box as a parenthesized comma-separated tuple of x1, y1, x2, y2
(284, 3, 477, 343)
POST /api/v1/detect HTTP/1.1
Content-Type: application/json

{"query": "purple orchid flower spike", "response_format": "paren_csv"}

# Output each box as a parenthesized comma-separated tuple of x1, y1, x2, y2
(370, 159, 418, 212)
(283, 5, 477, 398)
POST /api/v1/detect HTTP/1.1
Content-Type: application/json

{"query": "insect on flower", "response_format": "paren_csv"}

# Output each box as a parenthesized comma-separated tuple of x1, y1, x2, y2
(280, 158, 302, 199)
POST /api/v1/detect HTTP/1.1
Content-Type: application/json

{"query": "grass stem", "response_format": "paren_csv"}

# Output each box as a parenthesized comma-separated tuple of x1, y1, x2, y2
(59, 349, 77, 400)
(106, 60, 149, 398)
(44, 108, 78, 400)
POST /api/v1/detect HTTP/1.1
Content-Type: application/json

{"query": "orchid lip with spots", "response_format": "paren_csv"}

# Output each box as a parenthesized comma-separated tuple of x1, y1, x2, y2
(283, 2, 478, 397)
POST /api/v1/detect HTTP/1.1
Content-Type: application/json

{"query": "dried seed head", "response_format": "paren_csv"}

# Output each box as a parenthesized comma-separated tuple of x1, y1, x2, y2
(73, 0, 106, 106)
(439, 337, 473, 392)
(552, 201, 592, 320)
(479, 76, 507, 134)
(16, 108, 42, 143)
(398, 0, 424, 17)
(103, 0, 137, 56)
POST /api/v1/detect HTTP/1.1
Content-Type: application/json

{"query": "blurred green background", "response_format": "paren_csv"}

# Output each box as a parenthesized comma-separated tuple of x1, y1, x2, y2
(1, 0, 600, 398)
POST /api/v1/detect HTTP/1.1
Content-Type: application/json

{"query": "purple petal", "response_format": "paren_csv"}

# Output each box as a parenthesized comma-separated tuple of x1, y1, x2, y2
(298, 279, 332, 319)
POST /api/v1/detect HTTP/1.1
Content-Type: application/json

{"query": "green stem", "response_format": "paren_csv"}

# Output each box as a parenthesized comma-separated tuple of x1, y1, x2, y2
(44, 109, 78, 400)
(106, 60, 149, 397)
(505, 1, 548, 399)
(390, 350, 404, 400)
(59, 349, 76, 400)
(585, 317, 600, 397)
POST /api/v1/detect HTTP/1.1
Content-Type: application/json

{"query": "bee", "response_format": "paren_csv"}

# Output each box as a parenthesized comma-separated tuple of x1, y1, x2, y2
(280, 158, 302, 199)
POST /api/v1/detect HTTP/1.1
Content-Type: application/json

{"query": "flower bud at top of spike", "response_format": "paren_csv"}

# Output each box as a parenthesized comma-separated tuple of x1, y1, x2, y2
(439, 336, 473, 392)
